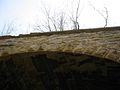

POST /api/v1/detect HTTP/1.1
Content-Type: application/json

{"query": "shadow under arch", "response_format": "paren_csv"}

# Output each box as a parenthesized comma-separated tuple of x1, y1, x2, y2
(0, 51, 120, 90)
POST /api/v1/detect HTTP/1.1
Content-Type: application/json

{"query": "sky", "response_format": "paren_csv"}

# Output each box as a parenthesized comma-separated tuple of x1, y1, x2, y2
(0, 0, 120, 35)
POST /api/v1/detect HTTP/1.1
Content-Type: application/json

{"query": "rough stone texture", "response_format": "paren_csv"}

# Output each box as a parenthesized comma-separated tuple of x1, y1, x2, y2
(0, 27, 120, 90)
(0, 26, 120, 62)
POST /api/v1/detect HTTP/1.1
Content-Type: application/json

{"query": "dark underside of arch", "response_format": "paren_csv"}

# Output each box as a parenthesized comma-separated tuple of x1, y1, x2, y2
(0, 52, 120, 90)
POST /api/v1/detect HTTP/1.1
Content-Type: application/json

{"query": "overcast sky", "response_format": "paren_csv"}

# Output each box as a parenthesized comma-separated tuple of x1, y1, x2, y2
(0, 0, 120, 35)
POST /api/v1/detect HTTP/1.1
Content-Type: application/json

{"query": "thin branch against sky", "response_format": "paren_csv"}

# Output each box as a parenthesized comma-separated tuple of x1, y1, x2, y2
(88, 1, 109, 27)
(0, 0, 120, 35)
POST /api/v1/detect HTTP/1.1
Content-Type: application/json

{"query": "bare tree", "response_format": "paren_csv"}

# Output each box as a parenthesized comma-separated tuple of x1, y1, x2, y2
(34, 2, 67, 32)
(49, 16, 58, 31)
(42, 7, 66, 32)
(35, 6, 56, 32)
(58, 12, 66, 31)
(43, 7, 52, 32)
(42, 8, 59, 31)
(70, 0, 80, 30)
(104, 7, 108, 27)
(0, 21, 15, 36)
(33, 23, 44, 32)
(88, 2, 109, 27)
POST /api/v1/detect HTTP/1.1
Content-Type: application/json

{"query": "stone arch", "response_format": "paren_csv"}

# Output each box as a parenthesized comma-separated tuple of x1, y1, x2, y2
(0, 51, 120, 90)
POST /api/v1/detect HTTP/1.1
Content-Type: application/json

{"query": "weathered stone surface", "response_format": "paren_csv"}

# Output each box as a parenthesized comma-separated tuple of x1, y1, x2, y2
(0, 27, 120, 90)
(0, 27, 120, 63)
